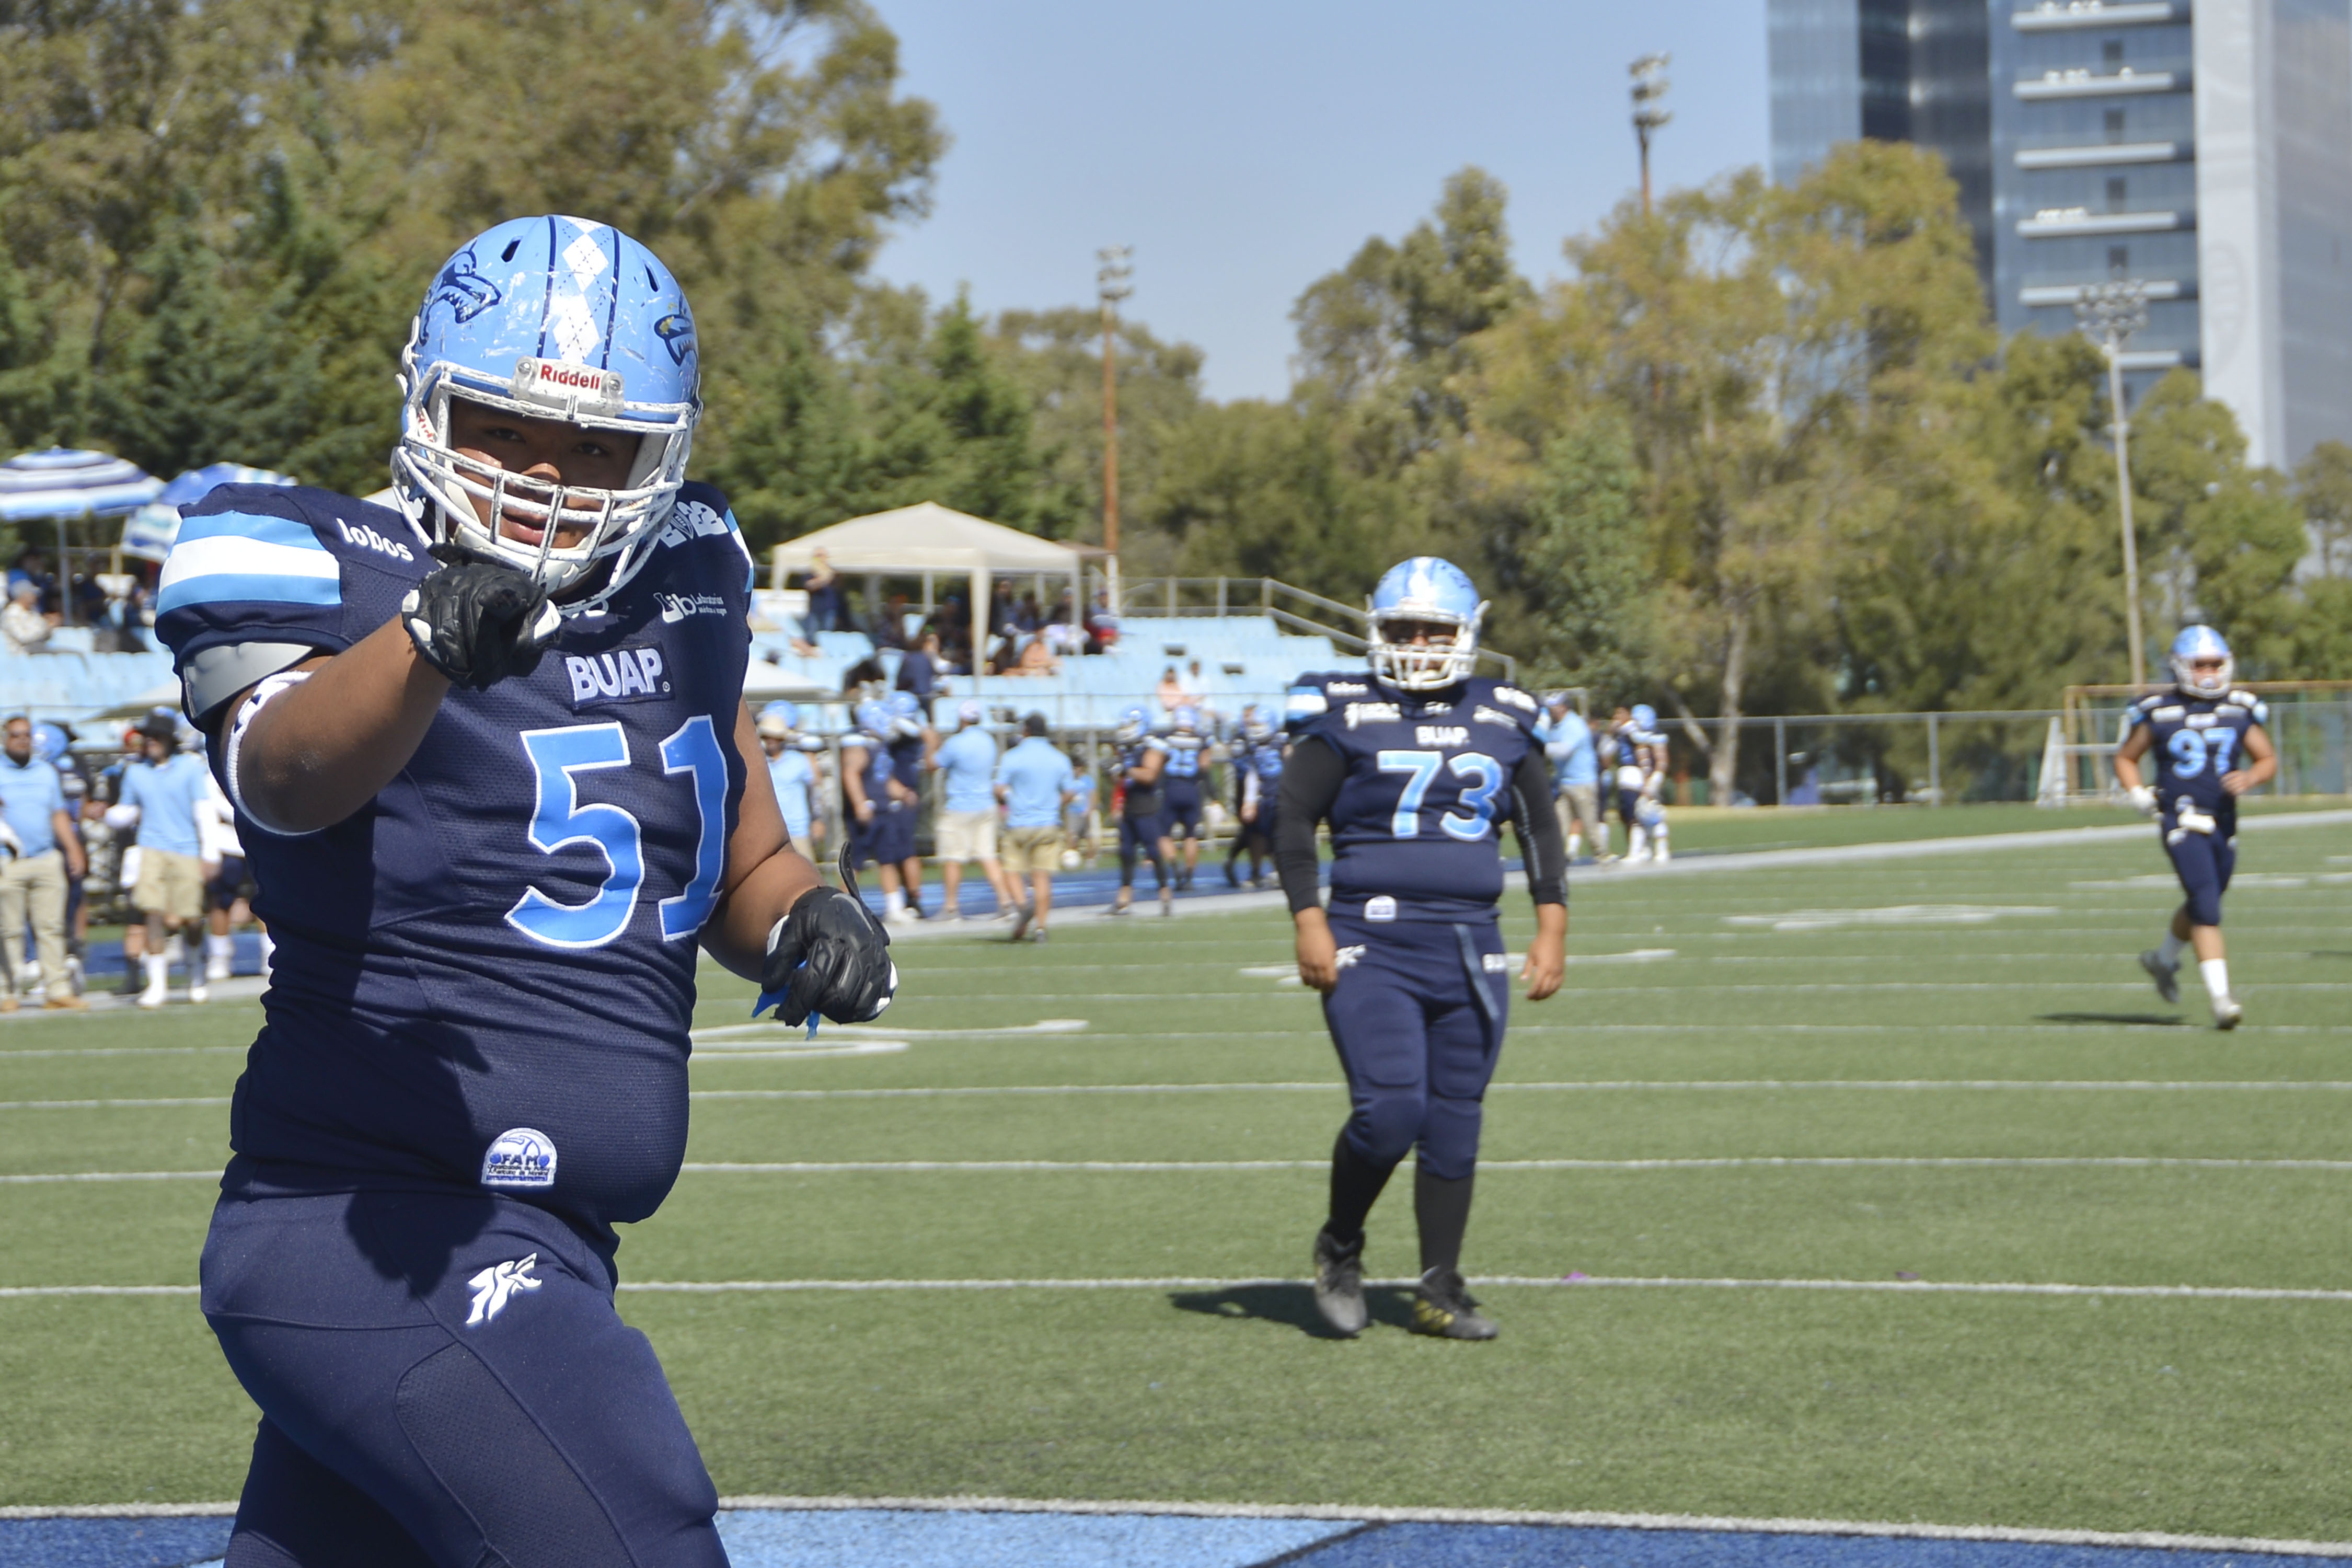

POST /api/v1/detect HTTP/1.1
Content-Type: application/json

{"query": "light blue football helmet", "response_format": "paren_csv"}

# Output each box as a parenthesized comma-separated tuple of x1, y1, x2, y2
(1367, 557, 1486, 691)
(392, 215, 701, 613)
(853, 700, 890, 740)
(1630, 703, 1659, 738)
(883, 690, 925, 739)
(1116, 704, 1150, 743)
(2170, 625, 2234, 698)
(1241, 705, 1272, 743)
(1171, 705, 1200, 734)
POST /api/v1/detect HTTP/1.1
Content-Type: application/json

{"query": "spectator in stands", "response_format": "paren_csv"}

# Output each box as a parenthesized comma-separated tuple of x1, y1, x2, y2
(995, 713, 1077, 942)
(932, 700, 1014, 921)
(1008, 635, 1059, 677)
(0, 714, 87, 1009)
(1156, 665, 1189, 714)
(875, 591, 914, 650)
(1042, 619, 1085, 657)
(989, 580, 1018, 639)
(801, 548, 845, 634)
(3, 581, 51, 653)
(111, 712, 213, 1007)
(895, 630, 942, 714)
(1088, 590, 1119, 650)
(8, 550, 57, 620)
(1013, 593, 1041, 634)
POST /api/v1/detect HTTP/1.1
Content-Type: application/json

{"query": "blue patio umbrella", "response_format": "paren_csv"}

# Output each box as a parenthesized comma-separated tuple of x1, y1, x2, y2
(121, 463, 298, 563)
(0, 449, 165, 626)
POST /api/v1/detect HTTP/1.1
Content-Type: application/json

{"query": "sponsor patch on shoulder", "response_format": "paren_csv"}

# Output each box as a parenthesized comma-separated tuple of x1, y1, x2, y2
(565, 644, 669, 707)
(1491, 685, 1538, 711)
(1323, 679, 1369, 697)
(1345, 702, 1403, 729)
(480, 1127, 557, 1189)
(1473, 706, 1520, 728)
(2152, 705, 2186, 722)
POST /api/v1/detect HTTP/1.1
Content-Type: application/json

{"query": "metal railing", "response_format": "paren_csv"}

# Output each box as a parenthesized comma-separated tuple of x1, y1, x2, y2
(2055, 682, 2352, 803)
(1109, 575, 1518, 682)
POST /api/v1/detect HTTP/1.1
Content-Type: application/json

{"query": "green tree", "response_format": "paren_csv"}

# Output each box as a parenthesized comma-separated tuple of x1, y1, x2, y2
(1521, 418, 1655, 702)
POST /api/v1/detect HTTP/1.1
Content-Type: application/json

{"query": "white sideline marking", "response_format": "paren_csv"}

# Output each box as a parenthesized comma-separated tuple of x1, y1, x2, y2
(686, 1079, 2352, 1101)
(675, 1156, 2352, 1174)
(0, 1045, 247, 1060)
(1725, 905, 2059, 931)
(693, 1019, 1087, 1042)
(4, 1497, 2348, 1561)
(0, 1171, 216, 1184)
(687, 1041, 909, 1060)
(1630, 806, 2352, 875)
(707, 1495, 2352, 1559)
(1239, 949, 1675, 979)
(0, 1097, 232, 1110)
(0, 1285, 199, 1298)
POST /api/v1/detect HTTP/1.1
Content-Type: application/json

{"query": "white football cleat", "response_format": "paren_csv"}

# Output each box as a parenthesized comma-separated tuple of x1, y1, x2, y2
(205, 957, 231, 982)
(136, 981, 166, 1010)
(2212, 996, 2243, 1031)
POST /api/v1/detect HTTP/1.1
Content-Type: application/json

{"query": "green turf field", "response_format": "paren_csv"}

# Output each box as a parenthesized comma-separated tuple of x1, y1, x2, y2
(7, 812, 2352, 1541)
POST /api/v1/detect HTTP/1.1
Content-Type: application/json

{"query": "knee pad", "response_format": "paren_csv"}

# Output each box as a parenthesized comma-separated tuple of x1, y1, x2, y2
(1416, 1098, 1485, 1181)
(1348, 1093, 1425, 1168)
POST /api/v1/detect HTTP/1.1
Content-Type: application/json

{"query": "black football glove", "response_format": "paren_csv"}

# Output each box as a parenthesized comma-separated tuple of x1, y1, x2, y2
(401, 547, 561, 690)
(757, 884, 897, 1027)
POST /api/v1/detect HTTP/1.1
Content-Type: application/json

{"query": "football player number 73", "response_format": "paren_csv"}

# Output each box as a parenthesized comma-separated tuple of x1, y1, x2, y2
(1377, 749, 1504, 841)
(508, 719, 730, 949)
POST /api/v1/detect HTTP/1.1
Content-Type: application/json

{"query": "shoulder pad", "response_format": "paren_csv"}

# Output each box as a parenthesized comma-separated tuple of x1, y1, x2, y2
(658, 483, 755, 592)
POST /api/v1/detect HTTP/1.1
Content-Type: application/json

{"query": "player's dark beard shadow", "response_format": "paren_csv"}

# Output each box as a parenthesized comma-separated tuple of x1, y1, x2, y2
(1167, 1284, 1415, 1338)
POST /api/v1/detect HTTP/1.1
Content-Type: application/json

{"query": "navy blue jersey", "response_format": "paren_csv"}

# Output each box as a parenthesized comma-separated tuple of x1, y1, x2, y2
(2125, 688, 2269, 827)
(841, 731, 894, 809)
(887, 732, 926, 792)
(155, 481, 755, 1243)
(1162, 730, 1206, 782)
(1117, 736, 1170, 785)
(1245, 737, 1286, 790)
(1299, 674, 1541, 922)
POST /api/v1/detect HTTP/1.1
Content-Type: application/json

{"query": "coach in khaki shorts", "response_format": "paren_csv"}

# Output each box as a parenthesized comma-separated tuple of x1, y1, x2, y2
(994, 713, 1077, 942)
(116, 712, 213, 1007)
(0, 715, 88, 1010)
(932, 699, 1015, 920)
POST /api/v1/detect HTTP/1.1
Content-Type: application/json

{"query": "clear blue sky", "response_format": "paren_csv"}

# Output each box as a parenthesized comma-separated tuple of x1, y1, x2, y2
(867, 0, 1772, 403)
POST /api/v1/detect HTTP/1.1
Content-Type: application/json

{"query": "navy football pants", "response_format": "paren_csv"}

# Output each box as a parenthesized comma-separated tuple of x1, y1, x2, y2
(1320, 915, 1508, 1182)
(1161, 779, 1204, 839)
(203, 1189, 727, 1568)
(2165, 825, 2236, 928)
(1118, 809, 1168, 887)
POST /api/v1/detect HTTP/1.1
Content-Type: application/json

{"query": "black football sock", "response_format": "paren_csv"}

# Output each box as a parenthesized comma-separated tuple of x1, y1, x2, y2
(1324, 1131, 1397, 1248)
(1415, 1167, 1475, 1275)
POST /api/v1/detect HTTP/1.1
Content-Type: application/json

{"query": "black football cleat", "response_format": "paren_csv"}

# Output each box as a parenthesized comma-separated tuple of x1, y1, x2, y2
(1410, 1266, 1497, 1340)
(1311, 1228, 1367, 1338)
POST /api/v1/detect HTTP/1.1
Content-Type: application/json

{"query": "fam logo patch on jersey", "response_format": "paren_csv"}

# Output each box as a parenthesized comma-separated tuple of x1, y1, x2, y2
(658, 500, 733, 548)
(1482, 952, 1511, 973)
(334, 517, 416, 562)
(656, 592, 730, 623)
(1345, 702, 1403, 729)
(1324, 681, 1369, 698)
(1364, 895, 1398, 921)
(1473, 706, 1519, 728)
(480, 1127, 558, 1189)
(1416, 725, 1469, 747)
(465, 1254, 542, 1327)
(565, 646, 670, 707)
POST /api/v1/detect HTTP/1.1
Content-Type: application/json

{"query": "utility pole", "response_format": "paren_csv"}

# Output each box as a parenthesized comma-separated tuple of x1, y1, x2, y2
(1630, 54, 1671, 215)
(2074, 279, 2151, 688)
(1096, 245, 1132, 616)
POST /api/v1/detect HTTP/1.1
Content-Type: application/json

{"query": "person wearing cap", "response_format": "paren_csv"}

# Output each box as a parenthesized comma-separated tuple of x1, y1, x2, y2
(112, 711, 213, 1006)
(995, 714, 1077, 941)
(0, 713, 87, 1009)
(755, 704, 823, 854)
(933, 699, 1014, 921)
(1537, 691, 1608, 864)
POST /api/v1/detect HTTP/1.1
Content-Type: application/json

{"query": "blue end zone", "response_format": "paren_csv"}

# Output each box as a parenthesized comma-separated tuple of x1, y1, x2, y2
(16, 1513, 2352, 1568)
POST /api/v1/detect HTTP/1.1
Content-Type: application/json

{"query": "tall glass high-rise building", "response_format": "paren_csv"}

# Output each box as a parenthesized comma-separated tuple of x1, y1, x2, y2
(1768, 0, 2352, 467)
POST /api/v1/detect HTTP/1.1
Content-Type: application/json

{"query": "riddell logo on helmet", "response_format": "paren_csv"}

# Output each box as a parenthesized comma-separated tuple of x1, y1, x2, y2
(513, 358, 624, 411)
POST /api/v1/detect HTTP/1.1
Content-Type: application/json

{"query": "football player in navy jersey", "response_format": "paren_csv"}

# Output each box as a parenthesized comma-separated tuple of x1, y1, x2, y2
(1110, 704, 1174, 916)
(843, 700, 921, 921)
(1160, 705, 1209, 890)
(155, 216, 894, 1568)
(1225, 705, 1283, 889)
(881, 689, 934, 921)
(1276, 558, 1567, 1340)
(2113, 626, 2276, 1028)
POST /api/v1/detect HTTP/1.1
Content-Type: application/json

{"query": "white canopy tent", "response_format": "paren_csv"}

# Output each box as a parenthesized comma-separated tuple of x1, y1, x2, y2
(769, 501, 1083, 639)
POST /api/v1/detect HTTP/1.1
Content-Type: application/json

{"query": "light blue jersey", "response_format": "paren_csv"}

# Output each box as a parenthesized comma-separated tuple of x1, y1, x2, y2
(767, 750, 815, 843)
(1537, 712, 1597, 790)
(936, 725, 1000, 814)
(0, 754, 64, 856)
(120, 752, 210, 857)
(996, 738, 1075, 829)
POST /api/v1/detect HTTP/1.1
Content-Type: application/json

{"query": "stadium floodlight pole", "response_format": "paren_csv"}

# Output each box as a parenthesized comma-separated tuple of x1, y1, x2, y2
(2075, 279, 2151, 688)
(1097, 246, 1133, 615)
(1630, 54, 1672, 215)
